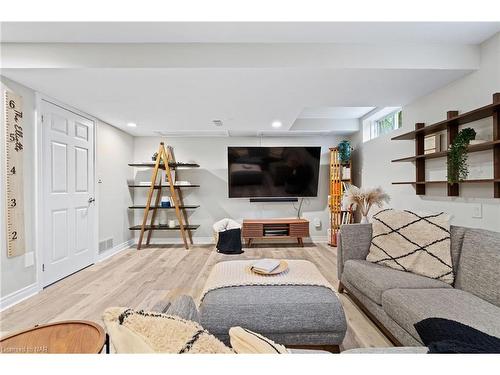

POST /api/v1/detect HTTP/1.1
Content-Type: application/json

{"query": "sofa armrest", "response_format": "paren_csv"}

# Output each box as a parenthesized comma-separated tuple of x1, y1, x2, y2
(164, 295, 200, 323)
(337, 224, 373, 279)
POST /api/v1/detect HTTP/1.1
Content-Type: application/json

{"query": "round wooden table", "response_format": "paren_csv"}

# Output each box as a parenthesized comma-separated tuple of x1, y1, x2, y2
(0, 320, 106, 354)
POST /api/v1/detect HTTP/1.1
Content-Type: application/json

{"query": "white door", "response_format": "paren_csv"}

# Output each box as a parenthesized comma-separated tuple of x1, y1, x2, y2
(41, 100, 96, 286)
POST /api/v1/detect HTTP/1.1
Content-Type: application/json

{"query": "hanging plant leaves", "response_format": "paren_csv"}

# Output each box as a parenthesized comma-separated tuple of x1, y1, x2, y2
(447, 127, 476, 184)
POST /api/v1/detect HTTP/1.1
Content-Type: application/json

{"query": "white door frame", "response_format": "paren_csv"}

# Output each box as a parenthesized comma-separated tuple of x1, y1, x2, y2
(35, 93, 99, 290)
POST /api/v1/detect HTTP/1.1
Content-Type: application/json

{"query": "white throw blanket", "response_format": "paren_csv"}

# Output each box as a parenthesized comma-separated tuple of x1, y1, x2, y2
(199, 259, 336, 303)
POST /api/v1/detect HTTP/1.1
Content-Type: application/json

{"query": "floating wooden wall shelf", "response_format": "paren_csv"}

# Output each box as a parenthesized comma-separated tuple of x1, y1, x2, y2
(391, 93, 500, 198)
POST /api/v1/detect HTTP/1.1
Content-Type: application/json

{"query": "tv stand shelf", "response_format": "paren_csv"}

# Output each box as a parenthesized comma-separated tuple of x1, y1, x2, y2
(242, 219, 310, 247)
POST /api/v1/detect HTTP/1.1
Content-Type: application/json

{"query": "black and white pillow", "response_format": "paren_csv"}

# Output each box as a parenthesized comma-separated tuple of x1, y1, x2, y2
(103, 307, 233, 354)
(366, 209, 454, 284)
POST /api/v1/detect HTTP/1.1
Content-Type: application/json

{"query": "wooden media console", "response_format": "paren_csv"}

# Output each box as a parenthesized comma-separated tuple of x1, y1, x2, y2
(242, 218, 310, 247)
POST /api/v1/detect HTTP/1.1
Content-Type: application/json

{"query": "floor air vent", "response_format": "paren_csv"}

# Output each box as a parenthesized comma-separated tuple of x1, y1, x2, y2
(99, 238, 114, 253)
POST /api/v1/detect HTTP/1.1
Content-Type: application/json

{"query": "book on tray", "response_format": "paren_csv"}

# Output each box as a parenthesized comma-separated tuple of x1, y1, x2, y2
(251, 259, 280, 273)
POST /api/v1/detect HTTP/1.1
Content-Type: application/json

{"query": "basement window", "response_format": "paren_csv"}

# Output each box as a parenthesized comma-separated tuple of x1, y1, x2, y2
(363, 108, 402, 142)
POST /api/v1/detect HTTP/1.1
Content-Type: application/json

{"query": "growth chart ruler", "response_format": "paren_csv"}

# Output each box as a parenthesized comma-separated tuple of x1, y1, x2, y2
(4, 90, 25, 257)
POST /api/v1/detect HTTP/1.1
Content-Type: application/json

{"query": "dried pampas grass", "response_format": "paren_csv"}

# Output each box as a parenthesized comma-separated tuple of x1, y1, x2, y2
(344, 186, 390, 217)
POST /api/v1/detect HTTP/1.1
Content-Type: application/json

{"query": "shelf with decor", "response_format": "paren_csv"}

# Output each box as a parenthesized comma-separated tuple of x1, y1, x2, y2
(391, 101, 500, 140)
(393, 179, 499, 185)
(128, 162, 200, 168)
(129, 224, 200, 231)
(127, 184, 200, 188)
(328, 144, 354, 247)
(128, 142, 199, 250)
(391, 140, 500, 162)
(391, 93, 500, 198)
(129, 205, 200, 210)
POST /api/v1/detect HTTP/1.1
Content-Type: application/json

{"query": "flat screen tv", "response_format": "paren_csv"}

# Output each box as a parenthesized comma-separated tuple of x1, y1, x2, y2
(228, 146, 321, 198)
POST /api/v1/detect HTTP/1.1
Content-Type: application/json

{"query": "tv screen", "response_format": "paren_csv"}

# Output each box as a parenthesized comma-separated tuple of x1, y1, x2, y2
(228, 146, 321, 198)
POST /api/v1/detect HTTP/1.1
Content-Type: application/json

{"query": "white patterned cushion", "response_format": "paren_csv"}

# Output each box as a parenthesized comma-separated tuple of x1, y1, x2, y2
(229, 326, 289, 354)
(103, 307, 233, 353)
(366, 209, 454, 285)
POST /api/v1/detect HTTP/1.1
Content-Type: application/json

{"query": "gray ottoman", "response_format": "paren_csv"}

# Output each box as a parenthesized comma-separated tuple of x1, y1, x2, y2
(199, 285, 347, 352)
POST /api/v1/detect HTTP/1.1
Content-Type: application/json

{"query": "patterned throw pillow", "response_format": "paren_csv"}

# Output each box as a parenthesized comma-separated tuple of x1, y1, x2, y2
(103, 307, 233, 354)
(366, 209, 454, 284)
(229, 326, 289, 354)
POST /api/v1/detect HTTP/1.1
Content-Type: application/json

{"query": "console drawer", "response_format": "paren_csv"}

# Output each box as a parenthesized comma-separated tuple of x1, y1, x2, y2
(242, 223, 263, 237)
(289, 223, 309, 237)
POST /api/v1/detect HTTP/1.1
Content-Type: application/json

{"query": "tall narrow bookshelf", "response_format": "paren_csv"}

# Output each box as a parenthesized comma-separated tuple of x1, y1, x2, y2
(128, 142, 200, 250)
(329, 147, 353, 247)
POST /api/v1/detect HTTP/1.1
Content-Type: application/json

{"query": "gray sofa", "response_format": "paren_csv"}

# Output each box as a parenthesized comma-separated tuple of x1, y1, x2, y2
(337, 224, 500, 346)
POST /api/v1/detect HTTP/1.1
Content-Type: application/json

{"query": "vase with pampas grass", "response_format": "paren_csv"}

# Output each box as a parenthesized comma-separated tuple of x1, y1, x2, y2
(344, 186, 390, 223)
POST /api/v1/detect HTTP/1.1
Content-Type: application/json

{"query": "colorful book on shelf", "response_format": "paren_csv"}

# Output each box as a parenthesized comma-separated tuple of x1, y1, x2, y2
(333, 182, 342, 195)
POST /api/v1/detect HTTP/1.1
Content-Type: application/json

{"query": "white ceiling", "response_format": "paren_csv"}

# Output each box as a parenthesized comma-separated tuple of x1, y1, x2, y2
(1, 22, 497, 136)
(2, 67, 470, 136)
(2, 22, 500, 44)
(298, 107, 375, 119)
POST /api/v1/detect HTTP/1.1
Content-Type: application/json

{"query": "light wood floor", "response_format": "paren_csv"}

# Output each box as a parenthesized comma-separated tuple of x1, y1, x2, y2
(0, 242, 393, 351)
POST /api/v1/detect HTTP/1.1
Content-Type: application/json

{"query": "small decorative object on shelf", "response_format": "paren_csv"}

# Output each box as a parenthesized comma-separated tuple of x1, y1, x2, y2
(344, 186, 390, 224)
(424, 134, 442, 154)
(337, 140, 352, 164)
(159, 210, 168, 226)
(447, 127, 477, 184)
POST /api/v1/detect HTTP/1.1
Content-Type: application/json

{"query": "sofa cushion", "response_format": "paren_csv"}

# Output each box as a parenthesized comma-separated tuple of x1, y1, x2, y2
(382, 288, 500, 343)
(449, 226, 466, 275)
(454, 228, 500, 307)
(341, 260, 451, 305)
(366, 209, 454, 285)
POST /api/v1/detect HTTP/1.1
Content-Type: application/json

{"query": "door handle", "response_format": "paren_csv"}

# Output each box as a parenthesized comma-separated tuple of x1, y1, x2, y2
(88, 197, 96, 204)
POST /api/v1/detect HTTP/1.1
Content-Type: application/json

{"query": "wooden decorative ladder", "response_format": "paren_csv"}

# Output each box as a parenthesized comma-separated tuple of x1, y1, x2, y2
(134, 142, 196, 250)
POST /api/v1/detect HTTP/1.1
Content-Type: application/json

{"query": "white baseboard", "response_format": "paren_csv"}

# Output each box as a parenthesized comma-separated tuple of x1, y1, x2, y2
(310, 236, 328, 243)
(0, 282, 40, 312)
(142, 236, 215, 245)
(139, 236, 328, 245)
(98, 239, 134, 262)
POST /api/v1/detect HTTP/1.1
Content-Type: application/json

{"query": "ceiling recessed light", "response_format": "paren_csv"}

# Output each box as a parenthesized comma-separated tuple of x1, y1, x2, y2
(127, 122, 137, 128)
(271, 121, 282, 128)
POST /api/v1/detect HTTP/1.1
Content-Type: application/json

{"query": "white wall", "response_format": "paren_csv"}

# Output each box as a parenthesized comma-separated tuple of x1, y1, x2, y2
(0, 77, 134, 304)
(0, 76, 37, 299)
(352, 33, 500, 232)
(96, 121, 134, 255)
(132, 135, 345, 242)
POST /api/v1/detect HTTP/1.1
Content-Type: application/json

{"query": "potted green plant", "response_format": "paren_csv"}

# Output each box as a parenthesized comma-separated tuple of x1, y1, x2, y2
(338, 140, 351, 164)
(447, 127, 476, 184)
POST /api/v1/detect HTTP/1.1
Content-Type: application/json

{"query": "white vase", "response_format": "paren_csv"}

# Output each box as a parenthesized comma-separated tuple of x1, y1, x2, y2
(159, 210, 168, 226)
(360, 216, 369, 224)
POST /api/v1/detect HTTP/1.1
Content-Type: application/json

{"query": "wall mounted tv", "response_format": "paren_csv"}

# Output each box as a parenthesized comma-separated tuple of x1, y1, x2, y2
(228, 146, 321, 198)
